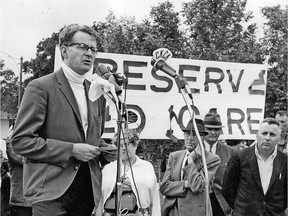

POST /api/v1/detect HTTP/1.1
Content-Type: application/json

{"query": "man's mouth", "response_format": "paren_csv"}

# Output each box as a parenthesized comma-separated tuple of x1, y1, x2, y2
(83, 59, 92, 65)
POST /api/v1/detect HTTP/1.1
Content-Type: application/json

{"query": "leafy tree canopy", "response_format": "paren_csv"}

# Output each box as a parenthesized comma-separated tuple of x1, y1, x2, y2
(0, 69, 19, 119)
(261, 5, 288, 116)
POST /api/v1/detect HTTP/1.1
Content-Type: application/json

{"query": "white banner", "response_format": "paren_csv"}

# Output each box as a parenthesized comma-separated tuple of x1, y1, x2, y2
(55, 48, 268, 140)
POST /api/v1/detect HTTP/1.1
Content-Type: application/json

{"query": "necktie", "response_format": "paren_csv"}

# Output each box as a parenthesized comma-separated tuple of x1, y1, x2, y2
(182, 154, 189, 180)
(209, 145, 213, 153)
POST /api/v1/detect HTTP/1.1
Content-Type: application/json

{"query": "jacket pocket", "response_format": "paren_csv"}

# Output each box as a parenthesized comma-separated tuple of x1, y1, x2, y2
(23, 162, 49, 197)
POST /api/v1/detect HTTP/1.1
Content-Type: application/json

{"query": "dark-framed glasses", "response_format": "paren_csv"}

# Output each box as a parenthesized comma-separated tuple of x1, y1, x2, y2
(66, 43, 98, 55)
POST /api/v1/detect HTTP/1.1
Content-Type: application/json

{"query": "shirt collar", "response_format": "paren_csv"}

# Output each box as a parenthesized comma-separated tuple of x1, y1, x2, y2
(204, 140, 217, 148)
(255, 143, 277, 161)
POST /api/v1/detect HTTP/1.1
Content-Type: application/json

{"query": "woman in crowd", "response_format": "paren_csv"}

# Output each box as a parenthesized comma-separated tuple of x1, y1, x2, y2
(99, 129, 161, 216)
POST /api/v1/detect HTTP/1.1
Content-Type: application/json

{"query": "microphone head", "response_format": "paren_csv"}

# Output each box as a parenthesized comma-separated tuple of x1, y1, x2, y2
(95, 65, 111, 80)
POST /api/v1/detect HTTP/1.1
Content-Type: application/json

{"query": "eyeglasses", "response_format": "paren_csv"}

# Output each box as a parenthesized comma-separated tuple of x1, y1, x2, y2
(66, 43, 98, 55)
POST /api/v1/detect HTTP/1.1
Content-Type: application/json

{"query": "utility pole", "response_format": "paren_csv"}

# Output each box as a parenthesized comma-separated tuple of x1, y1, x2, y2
(18, 56, 23, 107)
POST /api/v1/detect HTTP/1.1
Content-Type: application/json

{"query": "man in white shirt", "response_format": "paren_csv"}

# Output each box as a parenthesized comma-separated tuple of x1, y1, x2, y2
(222, 118, 287, 215)
(203, 113, 234, 216)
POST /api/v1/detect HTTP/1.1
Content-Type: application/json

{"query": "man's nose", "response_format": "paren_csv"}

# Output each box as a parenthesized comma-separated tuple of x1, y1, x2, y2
(85, 48, 94, 56)
(264, 134, 271, 140)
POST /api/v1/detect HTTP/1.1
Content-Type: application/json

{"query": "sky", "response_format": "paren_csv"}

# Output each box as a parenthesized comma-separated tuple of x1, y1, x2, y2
(0, 0, 287, 74)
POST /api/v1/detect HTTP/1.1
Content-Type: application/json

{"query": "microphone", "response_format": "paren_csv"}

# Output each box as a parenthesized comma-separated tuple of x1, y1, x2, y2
(95, 65, 125, 96)
(151, 48, 193, 99)
(151, 58, 177, 78)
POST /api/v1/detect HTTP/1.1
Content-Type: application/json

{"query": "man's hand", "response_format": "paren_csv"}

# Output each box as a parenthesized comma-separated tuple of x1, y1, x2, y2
(72, 144, 100, 162)
(184, 180, 189, 189)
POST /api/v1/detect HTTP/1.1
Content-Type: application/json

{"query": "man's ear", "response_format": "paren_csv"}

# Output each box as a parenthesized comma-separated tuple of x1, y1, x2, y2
(60, 46, 68, 59)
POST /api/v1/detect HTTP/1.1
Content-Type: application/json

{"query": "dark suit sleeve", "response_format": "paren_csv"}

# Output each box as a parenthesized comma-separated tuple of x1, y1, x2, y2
(222, 152, 240, 209)
(160, 153, 186, 197)
(6, 138, 23, 166)
(11, 80, 73, 164)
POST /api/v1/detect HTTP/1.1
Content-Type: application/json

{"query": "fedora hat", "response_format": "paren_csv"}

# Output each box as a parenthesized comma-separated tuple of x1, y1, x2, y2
(182, 118, 208, 135)
(204, 113, 224, 128)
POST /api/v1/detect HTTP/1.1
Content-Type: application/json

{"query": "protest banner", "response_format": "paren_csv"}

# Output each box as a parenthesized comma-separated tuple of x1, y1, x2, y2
(55, 47, 267, 140)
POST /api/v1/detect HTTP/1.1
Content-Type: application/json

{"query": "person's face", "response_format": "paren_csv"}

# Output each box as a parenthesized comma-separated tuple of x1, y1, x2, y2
(257, 122, 280, 155)
(184, 131, 203, 152)
(204, 127, 221, 144)
(62, 31, 97, 75)
(275, 114, 288, 135)
(120, 140, 137, 161)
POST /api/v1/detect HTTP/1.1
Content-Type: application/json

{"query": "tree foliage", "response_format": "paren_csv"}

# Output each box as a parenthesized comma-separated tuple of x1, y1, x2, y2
(0, 69, 19, 119)
(22, 32, 59, 86)
(260, 5, 288, 116)
(92, 2, 186, 58)
(182, 0, 264, 62)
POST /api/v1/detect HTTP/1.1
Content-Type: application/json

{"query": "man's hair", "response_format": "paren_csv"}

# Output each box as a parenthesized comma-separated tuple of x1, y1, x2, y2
(275, 110, 288, 117)
(58, 24, 97, 47)
(260, 118, 280, 127)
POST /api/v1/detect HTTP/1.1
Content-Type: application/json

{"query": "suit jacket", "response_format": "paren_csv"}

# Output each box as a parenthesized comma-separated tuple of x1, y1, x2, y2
(160, 149, 220, 216)
(11, 69, 106, 207)
(222, 145, 287, 216)
(6, 138, 30, 207)
(212, 141, 234, 214)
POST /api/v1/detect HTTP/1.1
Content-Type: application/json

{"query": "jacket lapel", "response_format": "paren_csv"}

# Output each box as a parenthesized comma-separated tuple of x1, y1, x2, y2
(266, 152, 283, 194)
(55, 69, 82, 126)
(248, 146, 264, 194)
(173, 151, 186, 181)
(216, 141, 222, 155)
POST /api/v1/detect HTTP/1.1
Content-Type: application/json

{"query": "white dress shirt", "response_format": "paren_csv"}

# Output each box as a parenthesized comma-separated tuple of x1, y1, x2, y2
(255, 145, 277, 194)
(204, 140, 217, 154)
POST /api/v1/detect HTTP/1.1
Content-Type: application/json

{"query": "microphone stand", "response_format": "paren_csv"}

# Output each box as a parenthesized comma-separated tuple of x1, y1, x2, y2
(113, 92, 129, 216)
(174, 75, 210, 216)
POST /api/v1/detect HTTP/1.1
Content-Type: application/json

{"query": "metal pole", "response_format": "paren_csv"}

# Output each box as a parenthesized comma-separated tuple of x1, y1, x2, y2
(179, 88, 210, 215)
(18, 56, 23, 107)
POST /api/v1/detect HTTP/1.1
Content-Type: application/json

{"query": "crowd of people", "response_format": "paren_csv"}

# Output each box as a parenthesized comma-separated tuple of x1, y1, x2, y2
(1, 23, 287, 216)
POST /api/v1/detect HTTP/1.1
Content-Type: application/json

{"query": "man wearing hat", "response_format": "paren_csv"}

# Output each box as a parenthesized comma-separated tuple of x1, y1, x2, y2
(203, 113, 234, 216)
(160, 118, 220, 216)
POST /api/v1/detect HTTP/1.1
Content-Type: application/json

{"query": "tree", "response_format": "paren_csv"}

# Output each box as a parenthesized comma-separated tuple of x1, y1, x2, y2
(0, 69, 19, 119)
(93, 11, 141, 55)
(182, 0, 265, 63)
(92, 2, 187, 58)
(23, 31, 60, 86)
(260, 5, 288, 116)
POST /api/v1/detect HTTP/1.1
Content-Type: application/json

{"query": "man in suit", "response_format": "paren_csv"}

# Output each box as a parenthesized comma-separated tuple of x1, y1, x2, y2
(11, 24, 108, 216)
(222, 118, 287, 216)
(203, 113, 234, 216)
(160, 118, 220, 216)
